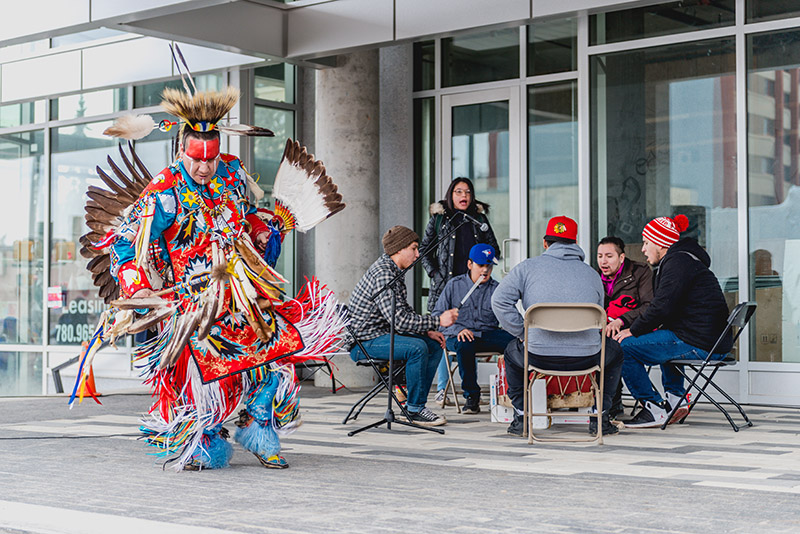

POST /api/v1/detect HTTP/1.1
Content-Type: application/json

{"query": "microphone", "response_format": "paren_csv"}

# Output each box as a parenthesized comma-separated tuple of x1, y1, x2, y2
(460, 211, 489, 232)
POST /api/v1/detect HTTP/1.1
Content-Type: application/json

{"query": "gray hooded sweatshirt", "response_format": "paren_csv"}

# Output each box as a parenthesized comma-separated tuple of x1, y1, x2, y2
(491, 242, 603, 357)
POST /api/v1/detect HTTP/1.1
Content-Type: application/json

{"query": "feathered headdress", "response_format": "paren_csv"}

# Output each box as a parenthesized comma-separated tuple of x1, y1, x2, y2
(103, 44, 274, 140)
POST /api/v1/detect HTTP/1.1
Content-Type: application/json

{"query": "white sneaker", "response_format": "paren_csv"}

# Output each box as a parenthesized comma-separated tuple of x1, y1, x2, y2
(434, 389, 445, 407)
(625, 400, 668, 428)
(665, 392, 691, 424)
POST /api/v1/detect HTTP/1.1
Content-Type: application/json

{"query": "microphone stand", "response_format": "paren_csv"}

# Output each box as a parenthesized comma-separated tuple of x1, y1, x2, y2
(346, 215, 477, 437)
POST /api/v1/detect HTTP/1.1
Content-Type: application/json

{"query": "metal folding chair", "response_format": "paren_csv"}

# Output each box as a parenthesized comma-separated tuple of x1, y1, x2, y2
(441, 350, 500, 413)
(523, 303, 607, 445)
(661, 301, 757, 432)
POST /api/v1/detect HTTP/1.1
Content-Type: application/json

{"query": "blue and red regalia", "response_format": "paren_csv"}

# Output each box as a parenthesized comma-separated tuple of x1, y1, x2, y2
(72, 79, 347, 472)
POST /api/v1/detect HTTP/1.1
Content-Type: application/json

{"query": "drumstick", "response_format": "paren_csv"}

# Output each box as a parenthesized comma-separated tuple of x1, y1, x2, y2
(458, 276, 484, 309)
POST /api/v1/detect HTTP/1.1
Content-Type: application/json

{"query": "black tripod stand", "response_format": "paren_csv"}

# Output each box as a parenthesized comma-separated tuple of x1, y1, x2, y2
(346, 214, 477, 437)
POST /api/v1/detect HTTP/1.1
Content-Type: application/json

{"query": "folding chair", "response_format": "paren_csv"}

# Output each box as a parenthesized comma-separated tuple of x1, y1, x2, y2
(523, 303, 607, 444)
(339, 306, 408, 424)
(661, 301, 757, 432)
(441, 350, 500, 413)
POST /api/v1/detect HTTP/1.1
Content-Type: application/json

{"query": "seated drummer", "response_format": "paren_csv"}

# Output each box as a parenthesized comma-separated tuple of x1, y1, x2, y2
(433, 244, 514, 414)
(596, 236, 653, 418)
(346, 226, 459, 427)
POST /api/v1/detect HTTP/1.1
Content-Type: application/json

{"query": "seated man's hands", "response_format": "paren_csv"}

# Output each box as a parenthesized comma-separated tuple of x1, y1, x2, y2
(614, 328, 633, 342)
(605, 318, 624, 337)
(427, 330, 446, 349)
(456, 328, 475, 342)
(438, 308, 459, 327)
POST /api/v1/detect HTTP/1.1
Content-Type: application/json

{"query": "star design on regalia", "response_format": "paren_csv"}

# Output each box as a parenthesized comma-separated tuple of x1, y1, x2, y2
(208, 177, 223, 196)
(181, 190, 199, 208)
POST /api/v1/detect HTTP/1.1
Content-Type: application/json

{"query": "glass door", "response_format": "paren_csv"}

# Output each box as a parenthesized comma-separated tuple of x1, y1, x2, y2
(442, 88, 522, 276)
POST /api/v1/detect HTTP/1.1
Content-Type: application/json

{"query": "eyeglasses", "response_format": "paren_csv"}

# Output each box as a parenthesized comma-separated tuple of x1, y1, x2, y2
(453, 188, 471, 196)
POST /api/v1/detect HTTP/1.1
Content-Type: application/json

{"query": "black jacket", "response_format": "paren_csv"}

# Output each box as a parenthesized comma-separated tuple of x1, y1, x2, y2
(630, 238, 732, 353)
(421, 201, 499, 312)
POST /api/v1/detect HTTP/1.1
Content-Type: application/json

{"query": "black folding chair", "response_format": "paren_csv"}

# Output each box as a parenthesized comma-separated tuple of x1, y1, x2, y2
(661, 301, 757, 432)
(339, 306, 408, 425)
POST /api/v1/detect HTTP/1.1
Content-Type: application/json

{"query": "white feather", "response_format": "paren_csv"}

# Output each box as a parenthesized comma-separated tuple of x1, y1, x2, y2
(272, 161, 330, 233)
(103, 114, 156, 140)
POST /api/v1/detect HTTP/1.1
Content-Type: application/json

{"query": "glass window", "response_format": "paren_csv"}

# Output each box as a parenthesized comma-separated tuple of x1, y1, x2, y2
(591, 1, 735, 46)
(0, 352, 42, 396)
(51, 89, 128, 121)
(528, 19, 577, 76)
(253, 105, 295, 290)
(528, 82, 578, 257)
(134, 73, 224, 108)
(0, 101, 45, 128)
(51, 28, 127, 48)
(0, 131, 45, 345)
(50, 121, 116, 345)
(413, 41, 435, 91)
(442, 28, 520, 87)
(747, 1, 800, 22)
(254, 64, 295, 104)
(414, 97, 435, 309)
(591, 39, 738, 348)
(747, 29, 800, 363)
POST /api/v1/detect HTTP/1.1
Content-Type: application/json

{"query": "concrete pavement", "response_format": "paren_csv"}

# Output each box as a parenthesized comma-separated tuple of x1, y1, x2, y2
(1, 387, 799, 533)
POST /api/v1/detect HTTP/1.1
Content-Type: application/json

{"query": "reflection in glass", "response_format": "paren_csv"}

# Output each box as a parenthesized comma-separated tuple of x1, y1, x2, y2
(51, 88, 128, 121)
(451, 100, 509, 274)
(442, 28, 519, 87)
(528, 19, 576, 76)
(0, 101, 45, 128)
(0, 131, 44, 345)
(590, 1, 735, 45)
(253, 105, 295, 292)
(134, 74, 223, 108)
(50, 122, 115, 345)
(747, 0, 800, 22)
(413, 41, 435, 91)
(747, 29, 800, 363)
(591, 39, 738, 349)
(528, 82, 578, 257)
(414, 98, 435, 309)
(0, 352, 42, 396)
(254, 64, 294, 103)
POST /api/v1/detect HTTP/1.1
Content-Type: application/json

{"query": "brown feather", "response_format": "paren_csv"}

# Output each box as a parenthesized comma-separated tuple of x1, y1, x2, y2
(117, 144, 145, 187)
(129, 141, 154, 183)
(107, 156, 137, 191)
(79, 246, 100, 260)
(96, 167, 136, 203)
(87, 255, 110, 274)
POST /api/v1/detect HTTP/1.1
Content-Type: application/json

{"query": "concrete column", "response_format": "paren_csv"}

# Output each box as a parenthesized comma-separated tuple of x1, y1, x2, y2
(314, 50, 381, 388)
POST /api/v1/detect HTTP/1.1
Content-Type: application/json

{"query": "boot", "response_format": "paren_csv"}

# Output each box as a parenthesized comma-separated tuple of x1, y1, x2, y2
(589, 411, 619, 436)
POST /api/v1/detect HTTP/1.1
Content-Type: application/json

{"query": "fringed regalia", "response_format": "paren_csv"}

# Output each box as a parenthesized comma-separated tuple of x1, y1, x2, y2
(70, 46, 346, 471)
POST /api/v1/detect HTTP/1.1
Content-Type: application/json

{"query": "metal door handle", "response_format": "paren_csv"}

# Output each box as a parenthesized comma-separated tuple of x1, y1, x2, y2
(502, 238, 519, 274)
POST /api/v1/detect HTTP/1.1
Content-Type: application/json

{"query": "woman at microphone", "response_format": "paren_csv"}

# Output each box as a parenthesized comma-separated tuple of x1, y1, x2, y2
(420, 177, 500, 406)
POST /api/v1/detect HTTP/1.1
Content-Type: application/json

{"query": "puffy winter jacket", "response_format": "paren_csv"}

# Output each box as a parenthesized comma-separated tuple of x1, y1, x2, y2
(601, 259, 654, 328)
(421, 201, 499, 312)
(629, 237, 732, 353)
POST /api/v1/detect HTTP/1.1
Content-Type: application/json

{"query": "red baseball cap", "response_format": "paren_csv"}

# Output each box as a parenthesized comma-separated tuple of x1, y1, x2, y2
(544, 216, 577, 243)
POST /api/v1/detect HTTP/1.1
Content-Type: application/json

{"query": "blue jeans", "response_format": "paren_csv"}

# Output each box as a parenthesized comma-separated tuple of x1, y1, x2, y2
(350, 333, 442, 412)
(621, 329, 726, 403)
(444, 329, 515, 400)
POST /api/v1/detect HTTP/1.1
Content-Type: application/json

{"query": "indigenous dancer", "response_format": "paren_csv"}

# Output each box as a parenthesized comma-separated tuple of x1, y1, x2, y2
(71, 48, 346, 471)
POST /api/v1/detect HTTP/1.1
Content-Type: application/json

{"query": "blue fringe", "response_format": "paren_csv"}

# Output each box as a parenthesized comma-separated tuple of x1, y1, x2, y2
(235, 419, 280, 458)
(191, 433, 234, 469)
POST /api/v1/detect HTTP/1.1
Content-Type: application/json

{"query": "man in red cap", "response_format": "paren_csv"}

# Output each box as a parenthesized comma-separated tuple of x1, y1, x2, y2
(491, 216, 623, 437)
(614, 215, 732, 428)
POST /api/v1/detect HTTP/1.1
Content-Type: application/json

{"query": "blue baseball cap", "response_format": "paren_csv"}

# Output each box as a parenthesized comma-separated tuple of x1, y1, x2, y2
(469, 244, 497, 265)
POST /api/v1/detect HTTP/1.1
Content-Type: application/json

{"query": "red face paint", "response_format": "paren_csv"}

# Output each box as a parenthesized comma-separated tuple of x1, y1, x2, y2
(184, 137, 220, 161)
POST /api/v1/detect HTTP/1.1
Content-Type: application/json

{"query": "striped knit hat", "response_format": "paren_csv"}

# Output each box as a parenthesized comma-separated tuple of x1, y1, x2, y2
(642, 214, 689, 248)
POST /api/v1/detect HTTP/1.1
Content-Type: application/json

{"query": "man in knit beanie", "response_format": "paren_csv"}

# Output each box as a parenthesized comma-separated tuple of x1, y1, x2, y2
(614, 215, 732, 428)
(345, 226, 459, 427)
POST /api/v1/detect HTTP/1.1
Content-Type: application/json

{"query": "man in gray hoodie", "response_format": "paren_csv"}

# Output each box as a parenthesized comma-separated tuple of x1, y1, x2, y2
(491, 216, 623, 437)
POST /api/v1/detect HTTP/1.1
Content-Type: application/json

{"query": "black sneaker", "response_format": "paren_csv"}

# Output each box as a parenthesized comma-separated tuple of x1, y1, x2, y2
(462, 396, 481, 414)
(406, 407, 447, 427)
(507, 413, 524, 436)
(625, 401, 668, 428)
(589, 412, 619, 436)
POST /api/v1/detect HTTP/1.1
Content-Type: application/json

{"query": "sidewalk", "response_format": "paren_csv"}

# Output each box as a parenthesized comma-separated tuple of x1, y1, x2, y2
(1, 387, 799, 533)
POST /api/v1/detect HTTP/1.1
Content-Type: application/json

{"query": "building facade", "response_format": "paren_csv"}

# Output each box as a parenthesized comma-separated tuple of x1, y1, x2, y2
(1, 0, 799, 406)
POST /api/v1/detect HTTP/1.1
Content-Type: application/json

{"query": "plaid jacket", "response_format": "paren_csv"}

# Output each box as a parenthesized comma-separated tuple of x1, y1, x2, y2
(344, 254, 439, 349)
